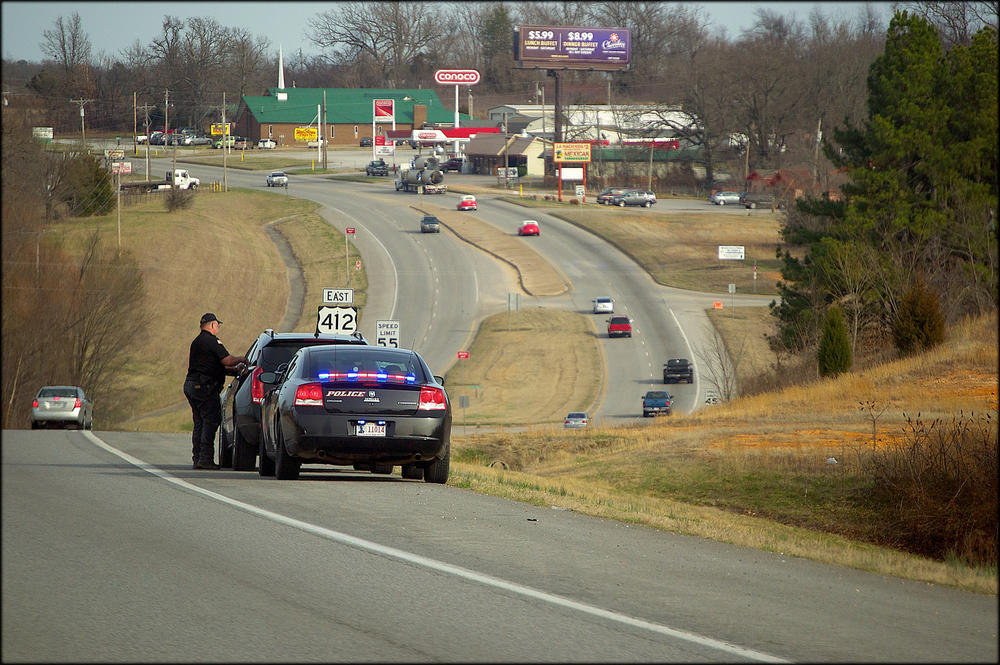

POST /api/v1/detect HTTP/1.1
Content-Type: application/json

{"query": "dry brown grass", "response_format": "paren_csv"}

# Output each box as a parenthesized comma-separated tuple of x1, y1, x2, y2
(444, 308, 603, 426)
(548, 209, 784, 295)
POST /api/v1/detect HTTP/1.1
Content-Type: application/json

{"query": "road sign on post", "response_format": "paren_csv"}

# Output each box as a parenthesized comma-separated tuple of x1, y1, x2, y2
(322, 288, 353, 305)
(316, 306, 358, 335)
(376, 320, 400, 348)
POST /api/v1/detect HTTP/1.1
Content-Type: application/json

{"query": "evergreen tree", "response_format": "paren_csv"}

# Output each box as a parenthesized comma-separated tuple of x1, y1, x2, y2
(892, 274, 946, 355)
(817, 304, 852, 377)
(772, 12, 998, 356)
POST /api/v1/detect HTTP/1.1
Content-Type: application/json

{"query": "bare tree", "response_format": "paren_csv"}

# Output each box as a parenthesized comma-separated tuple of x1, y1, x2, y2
(40, 12, 92, 76)
(226, 27, 271, 98)
(307, 2, 444, 88)
(695, 322, 746, 402)
(895, 1, 999, 47)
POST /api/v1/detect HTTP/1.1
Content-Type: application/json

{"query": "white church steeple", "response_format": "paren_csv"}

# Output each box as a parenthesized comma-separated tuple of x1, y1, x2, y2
(276, 45, 287, 101)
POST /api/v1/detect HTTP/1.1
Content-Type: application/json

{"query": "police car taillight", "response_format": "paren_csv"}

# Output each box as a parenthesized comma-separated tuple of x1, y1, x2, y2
(250, 366, 264, 404)
(294, 383, 323, 406)
(418, 386, 446, 410)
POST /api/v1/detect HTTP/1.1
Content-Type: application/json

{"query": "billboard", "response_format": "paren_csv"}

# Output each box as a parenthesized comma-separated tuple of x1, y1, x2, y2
(516, 26, 631, 71)
(294, 127, 318, 141)
(553, 142, 592, 163)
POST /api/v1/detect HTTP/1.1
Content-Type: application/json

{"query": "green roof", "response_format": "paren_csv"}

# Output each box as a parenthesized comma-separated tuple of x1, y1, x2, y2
(239, 88, 468, 125)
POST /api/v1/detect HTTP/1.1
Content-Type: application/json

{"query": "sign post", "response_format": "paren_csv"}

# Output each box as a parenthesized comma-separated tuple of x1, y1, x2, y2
(434, 70, 480, 154)
(345, 226, 355, 285)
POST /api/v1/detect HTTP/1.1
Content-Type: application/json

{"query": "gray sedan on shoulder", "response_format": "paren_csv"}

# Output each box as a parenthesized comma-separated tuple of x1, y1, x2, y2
(31, 385, 93, 429)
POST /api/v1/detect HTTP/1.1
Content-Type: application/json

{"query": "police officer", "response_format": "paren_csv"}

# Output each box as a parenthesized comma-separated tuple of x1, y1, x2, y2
(183, 313, 248, 469)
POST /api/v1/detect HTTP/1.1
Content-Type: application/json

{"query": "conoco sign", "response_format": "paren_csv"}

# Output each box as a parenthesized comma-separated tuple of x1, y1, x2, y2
(434, 69, 481, 85)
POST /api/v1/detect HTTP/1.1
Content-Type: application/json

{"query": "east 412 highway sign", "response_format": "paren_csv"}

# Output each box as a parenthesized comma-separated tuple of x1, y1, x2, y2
(316, 306, 357, 335)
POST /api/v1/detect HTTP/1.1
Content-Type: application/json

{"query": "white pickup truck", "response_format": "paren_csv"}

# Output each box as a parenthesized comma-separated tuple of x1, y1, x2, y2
(119, 169, 200, 193)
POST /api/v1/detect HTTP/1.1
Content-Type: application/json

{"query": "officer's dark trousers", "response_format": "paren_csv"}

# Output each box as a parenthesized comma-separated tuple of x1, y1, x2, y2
(183, 379, 221, 465)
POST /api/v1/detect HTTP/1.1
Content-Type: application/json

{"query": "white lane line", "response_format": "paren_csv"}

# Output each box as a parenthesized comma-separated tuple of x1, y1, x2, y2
(82, 431, 787, 663)
(668, 307, 701, 408)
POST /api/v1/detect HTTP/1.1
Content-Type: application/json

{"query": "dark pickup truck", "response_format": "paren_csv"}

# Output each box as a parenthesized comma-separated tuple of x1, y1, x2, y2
(663, 358, 694, 384)
(366, 160, 389, 176)
(642, 390, 672, 417)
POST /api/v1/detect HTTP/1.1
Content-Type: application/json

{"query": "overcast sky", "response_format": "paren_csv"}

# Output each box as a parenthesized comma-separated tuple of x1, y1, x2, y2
(2, 1, 892, 63)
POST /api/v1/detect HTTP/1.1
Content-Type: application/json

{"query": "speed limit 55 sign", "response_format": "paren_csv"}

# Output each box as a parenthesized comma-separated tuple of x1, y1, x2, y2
(316, 306, 357, 335)
(375, 320, 400, 348)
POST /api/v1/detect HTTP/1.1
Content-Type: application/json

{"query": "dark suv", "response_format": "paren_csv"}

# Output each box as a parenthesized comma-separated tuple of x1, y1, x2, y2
(440, 158, 463, 173)
(596, 187, 628, 205)
(219, 329, 368, 470)
(366, 160, 389, 176)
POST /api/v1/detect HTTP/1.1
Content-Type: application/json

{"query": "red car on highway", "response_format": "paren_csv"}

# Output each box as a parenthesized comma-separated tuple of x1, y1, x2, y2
(607, 315, 632, 338)
(457, 195, 478, 211)
(518, 220, 540, 236)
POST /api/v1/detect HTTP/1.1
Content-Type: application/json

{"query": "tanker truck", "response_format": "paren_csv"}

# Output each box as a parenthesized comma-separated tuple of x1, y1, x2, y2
(395, 156, 447, 194)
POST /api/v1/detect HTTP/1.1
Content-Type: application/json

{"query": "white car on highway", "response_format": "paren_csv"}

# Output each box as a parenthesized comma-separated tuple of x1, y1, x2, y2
(592, 296, 614, 314)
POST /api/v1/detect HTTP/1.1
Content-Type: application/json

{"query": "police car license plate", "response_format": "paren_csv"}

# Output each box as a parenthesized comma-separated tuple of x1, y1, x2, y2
(355, 422, 386, 437)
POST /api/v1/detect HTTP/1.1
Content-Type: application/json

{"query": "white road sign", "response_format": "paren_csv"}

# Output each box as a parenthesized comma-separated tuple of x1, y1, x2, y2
(322, 288, 354, 305)
(718, 245, 746, 260)
(316, 306, 357, 335)
(375, 320, 400, 348)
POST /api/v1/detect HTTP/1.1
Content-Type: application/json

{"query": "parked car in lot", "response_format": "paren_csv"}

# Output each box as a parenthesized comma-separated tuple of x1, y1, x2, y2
(257, 138, 276, 149)
(564, 412, 589, 428)
(612, 188, 656, 207)
(214, 136, 235, 149)
(266, 171, 289, 187)
(181, 135, 212, 146)
(607, 315, 633, 338)
(136, 134, 148, 144)
(257, 344, 452, 483)
(710, 190, 742, 206)
(307, 138, 327, 148)
(233, 137, 249, 150)
(456, 195, 478, 211)
(641, 390, 672, 417)
(596, 187, 628, 205)
(366, 159, 389, 176)
(440, 158, 464, 173)
(359, 137, 373, 147)
(592, 296, 614, 314)
(420, 215, 441, 233)
(149, 131, 165, 145)
(219, 329, 369, 471)
(663, 358, 694, 384)
(518, 220, 540, 236)
(31, 385, 93, 430)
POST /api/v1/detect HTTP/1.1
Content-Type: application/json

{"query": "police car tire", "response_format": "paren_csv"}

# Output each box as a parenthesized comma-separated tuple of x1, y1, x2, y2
(274, 430, 300, 480)
(423, 446, 450, 484)
(219, 427, 233, 468)
(258, 435, 275, 477)
(232, 428, 255, 471)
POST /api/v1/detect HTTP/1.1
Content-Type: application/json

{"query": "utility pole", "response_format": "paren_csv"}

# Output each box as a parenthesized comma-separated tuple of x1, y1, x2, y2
(502, 112, 509, 190)
(137, 101, 155, 181)
(220, 92, 228, 191)
(70, 98, 92, 152)
(322, 90, 328, 170)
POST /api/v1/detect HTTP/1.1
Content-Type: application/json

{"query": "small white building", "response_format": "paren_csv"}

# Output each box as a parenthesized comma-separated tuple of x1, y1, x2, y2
(486, 104, 697, 144)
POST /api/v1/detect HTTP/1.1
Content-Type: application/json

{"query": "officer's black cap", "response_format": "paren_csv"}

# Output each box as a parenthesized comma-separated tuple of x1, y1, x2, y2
(200, 312, 221, 325)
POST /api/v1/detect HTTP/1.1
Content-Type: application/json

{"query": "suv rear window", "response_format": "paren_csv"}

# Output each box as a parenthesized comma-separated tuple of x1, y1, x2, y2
(259, 340, 360, 371)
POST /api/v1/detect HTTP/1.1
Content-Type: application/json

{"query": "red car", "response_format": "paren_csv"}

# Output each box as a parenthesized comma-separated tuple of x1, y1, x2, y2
(518, 220, 540, 236)
(607, 315, 632, 338)
(457, 195, 478, 211)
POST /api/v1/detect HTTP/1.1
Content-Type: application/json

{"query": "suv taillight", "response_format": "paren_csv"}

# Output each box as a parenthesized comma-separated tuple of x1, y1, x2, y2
(32, 399, 38, 407)
(74, 398, 82, 409)
(250, 366, 264, 404)
(294, 383, 323, 406)
(418, 386, 446, 410)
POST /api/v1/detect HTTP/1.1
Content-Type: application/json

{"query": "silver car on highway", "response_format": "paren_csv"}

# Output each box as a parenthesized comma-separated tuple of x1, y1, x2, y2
(31, 385, 93, 430)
